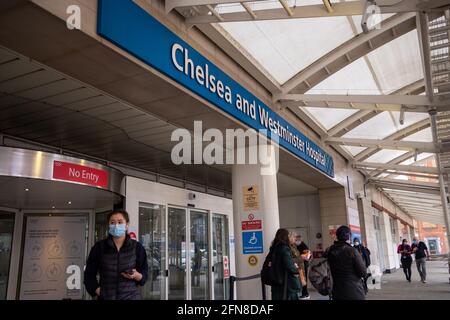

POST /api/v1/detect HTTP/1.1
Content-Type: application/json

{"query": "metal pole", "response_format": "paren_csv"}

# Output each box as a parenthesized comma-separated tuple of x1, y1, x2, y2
(429, 110, 450, 275)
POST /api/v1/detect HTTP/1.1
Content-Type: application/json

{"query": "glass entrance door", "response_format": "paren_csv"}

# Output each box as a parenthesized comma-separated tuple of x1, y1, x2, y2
(212, 214, 229, 300)
(0, 210, 14, 300)
(139, 203, 166, 300)
(190, 210, 209, 300)
(167, 207, 187, 300)
(167, 207, 210, 300)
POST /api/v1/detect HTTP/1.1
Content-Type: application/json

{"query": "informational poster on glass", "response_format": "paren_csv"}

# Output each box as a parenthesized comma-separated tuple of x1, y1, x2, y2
(19, 215, 87, 300)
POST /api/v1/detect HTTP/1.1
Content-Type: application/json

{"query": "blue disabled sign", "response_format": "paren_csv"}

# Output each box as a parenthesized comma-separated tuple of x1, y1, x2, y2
(242, 231, 263, 254)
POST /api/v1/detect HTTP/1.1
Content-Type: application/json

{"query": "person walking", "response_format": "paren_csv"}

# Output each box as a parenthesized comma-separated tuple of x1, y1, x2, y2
(289, 232, 306, 298)
(295, 235, 311, 299)
(397, 238, 412, 282)
(84, 209, 148, 300)
(353, 238, 371, 268)
(325, 226, 367, 300)
(353, 238, 370, 293)
(268, 228, 302, 300)
(411, 238, 430, 283)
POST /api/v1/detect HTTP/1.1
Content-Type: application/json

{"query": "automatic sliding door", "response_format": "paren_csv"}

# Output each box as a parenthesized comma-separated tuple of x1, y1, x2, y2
(212, 214, 229, 300)
(190, 210, 209, 300)
(168, 207, 187, 300)
(139, 203, 166, 300)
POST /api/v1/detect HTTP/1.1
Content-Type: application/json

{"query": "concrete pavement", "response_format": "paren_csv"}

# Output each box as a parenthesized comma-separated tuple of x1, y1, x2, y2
(307, 260, 450, 300)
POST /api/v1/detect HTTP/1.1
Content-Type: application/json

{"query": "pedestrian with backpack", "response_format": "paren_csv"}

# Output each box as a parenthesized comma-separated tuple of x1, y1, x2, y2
(262, 228, 301, 300)
(325, 225, 367, 300)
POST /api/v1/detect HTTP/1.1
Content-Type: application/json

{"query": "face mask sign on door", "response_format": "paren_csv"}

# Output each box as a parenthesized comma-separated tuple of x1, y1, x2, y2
(19, 215, 87, 300)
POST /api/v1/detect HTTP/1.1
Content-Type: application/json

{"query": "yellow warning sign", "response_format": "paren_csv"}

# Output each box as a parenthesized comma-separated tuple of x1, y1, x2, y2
(248, 255, 258, 266)
(243, 185, 259, 211)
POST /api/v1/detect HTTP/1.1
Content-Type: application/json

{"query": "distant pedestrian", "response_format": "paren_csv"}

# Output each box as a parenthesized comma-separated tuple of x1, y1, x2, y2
(353, 238, 371, 268)
(397, 239, 412, 282)
(267, 228, 302, 300)
(325, 226, 367, 300)
(295, 235, 311, 299)
(353, 238, 370, 293)
(411, 238, 430, 283)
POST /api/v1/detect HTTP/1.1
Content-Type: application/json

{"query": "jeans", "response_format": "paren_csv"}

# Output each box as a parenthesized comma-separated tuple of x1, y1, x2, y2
(416, 257, 427, 281)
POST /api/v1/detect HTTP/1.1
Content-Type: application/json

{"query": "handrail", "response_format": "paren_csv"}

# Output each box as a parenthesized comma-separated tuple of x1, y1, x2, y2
(229, 273, 266, 300)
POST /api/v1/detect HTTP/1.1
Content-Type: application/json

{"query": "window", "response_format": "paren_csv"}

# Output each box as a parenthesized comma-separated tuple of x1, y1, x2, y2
(373, 215, 380, 230)
(390, 218, 397, 237)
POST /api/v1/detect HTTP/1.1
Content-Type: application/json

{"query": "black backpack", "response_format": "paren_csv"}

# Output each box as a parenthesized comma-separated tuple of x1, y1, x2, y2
(261, 248, 282, 286)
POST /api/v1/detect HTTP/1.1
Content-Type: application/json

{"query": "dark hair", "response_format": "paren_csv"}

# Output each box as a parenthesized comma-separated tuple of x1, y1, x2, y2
(402, 238, 408, 244)
(336, 225, 351, 241)
(353, 237, 359, 242)
(107, 209, 130, 224)
(272, 228, 290, 247)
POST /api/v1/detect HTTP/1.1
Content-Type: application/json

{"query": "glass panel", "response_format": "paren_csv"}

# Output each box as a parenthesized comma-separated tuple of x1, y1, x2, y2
(139, 203, 166, 300)
(219, 0, 355, 84)
(19, 214, 88, 300)
(0, 211, 14, 300)
(190, 210, 209, 300)
(168, 207, 186, 300)
(343, 112, 429, 140)
(94, 211, 109, 242)
(364, 149, 409, 164)
(212, 214, 230, 300)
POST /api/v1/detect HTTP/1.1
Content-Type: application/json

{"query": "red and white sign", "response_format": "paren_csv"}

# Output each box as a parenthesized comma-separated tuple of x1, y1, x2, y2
(223, 256, 229, 279)
(53, 161, 109, 188)
(248, 214, 254, 221)
(242, 220, 262, 230)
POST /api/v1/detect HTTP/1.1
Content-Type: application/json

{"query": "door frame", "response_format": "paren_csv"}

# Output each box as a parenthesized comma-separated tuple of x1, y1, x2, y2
(166, 205, 211, 300)
(0, 206, 19, 300)
(17, 209, 94, 300)
(211, 213, 230, 300)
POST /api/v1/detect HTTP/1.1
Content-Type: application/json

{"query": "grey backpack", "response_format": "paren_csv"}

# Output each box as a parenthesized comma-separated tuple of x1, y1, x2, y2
(308, 257, 333, 297)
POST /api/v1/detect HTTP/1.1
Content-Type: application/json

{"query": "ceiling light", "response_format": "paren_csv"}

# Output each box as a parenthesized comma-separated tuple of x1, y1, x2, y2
(25, 188, 30, 192)
(68, 201, 72, 205)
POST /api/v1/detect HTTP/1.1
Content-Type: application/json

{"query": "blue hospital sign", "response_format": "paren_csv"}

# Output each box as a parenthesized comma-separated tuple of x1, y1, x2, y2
(97, 0, 334, 178)
(242, 231, 263, 254)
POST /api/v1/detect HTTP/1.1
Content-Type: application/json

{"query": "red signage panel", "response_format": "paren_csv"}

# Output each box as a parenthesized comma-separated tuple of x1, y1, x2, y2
(242, 220, 262, 230)
(53, 160, 109, 188)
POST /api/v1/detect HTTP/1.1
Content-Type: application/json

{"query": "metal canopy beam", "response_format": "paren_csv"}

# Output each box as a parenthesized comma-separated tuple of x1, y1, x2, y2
(326, 137, 436, 152)
(277, 94, 435, 106)
(281, 101, 429, 112)
(370, 178, 440, 194)
(353, 162, 438, 174)
(383, 190, 442, 201)
(186, 2, 364, 24)
(327, 110, 376, 137)
(165, 0, 253, 13)
(184, 1, 430, 24)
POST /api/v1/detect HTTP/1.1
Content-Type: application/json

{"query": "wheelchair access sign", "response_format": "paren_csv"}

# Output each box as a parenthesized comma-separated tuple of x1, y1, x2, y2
(242, 231, 263, 254)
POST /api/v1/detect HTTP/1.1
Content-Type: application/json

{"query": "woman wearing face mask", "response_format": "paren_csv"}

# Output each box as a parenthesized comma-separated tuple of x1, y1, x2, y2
(84, 209, 148, 300)
(397, 238, 412, 282)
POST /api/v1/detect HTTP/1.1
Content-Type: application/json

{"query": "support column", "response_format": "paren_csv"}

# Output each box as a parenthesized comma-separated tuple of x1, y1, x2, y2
(232, 146, 280, 300)
(318, 187, 349, 247)
(429, 110, 450, 274)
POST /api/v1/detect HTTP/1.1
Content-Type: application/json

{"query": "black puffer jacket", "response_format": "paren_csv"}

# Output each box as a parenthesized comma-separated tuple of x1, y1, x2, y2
(325, 241, 367, 300)
(84, 234, 148, 300)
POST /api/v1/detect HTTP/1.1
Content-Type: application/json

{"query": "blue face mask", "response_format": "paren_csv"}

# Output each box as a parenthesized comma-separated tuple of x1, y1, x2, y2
(412, 240, 417, 244)
(109, 223, 127, 238)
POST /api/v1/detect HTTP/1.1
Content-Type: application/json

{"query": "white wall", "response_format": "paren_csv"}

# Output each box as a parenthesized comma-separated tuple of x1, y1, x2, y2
(125, 176, 235, 277)
(380, 212, 400, 271)
(278, 194, 322, 252)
